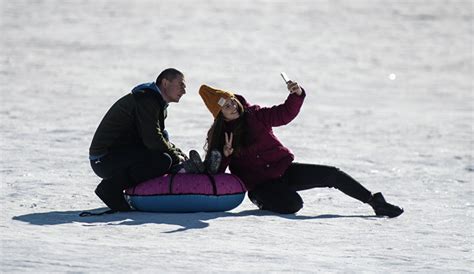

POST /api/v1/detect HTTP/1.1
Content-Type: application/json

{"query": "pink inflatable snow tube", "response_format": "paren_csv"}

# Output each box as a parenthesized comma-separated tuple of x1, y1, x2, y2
(124, 173, 247, 212)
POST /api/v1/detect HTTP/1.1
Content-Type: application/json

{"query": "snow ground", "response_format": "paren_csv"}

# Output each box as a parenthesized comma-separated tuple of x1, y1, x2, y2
(1, 0, 472, 272)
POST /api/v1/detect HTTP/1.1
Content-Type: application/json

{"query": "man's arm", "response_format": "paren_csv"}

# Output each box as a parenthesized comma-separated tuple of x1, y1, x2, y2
(135, 95, 183, 164)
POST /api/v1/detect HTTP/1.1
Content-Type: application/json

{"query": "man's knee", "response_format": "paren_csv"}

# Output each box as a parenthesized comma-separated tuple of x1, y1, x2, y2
(128, 152, 173, 184)
(150, 152, 173, 171)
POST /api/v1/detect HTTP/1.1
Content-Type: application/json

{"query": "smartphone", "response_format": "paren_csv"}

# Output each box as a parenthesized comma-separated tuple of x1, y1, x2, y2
(280, 72, 290, 84)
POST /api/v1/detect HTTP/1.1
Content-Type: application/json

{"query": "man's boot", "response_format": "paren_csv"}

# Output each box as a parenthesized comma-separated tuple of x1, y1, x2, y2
(95, 179, 131, 211)
(368, 192, 404, 218)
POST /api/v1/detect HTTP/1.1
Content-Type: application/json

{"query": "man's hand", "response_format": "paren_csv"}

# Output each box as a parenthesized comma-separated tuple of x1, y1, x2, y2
(287, 80, 303, 96)
(178, 155, 187, 163)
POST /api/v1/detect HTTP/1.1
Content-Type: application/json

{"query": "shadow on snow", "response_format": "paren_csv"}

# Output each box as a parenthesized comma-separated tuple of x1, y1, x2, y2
(12, 208, 378, 233)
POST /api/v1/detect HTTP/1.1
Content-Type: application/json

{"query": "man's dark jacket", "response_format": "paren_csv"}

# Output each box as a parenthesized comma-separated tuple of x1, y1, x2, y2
(89, 82, 184, 164)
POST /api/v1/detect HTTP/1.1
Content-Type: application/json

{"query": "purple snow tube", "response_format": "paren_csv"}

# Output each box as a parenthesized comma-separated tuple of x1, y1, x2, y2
(124, 173, 247, 213)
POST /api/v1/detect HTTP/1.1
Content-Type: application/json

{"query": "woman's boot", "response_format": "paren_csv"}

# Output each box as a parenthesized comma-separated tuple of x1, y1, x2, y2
(182, 150, 205, 173)
(206, 150, 222, 174)
(368, 192, 404, 218)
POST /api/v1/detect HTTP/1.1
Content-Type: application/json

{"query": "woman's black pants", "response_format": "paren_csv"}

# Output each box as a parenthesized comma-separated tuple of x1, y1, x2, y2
(247, 163, 373, 214)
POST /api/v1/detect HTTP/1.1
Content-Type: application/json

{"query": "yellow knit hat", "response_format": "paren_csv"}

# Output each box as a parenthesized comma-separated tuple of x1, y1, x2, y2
(199, 84, 235, 118)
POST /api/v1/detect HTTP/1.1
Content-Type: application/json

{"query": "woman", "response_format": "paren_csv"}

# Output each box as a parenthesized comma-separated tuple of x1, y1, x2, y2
(198, 81, 404, 217)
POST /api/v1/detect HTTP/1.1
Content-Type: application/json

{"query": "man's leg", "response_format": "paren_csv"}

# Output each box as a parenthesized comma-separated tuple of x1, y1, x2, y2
(90, 145, 173, 210)
(126, 150, 173, 185)
(94, 172, 132, 211)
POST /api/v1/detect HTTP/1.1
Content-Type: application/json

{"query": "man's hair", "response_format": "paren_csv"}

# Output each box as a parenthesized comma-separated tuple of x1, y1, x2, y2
(156, 68, 183, 87)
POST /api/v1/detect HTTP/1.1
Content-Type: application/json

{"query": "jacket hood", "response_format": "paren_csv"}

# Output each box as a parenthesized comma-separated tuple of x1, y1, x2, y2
(131, 82, 167, 108)
(131, 82, 160, 94)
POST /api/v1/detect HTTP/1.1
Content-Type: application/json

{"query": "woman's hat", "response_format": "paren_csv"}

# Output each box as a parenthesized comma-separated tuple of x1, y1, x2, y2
(199, 84, 234, 118)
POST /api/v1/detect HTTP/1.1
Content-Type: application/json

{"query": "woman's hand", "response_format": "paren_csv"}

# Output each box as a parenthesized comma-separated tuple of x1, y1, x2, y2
(223, 132, 234, 157)
(287, 80, 303, 96)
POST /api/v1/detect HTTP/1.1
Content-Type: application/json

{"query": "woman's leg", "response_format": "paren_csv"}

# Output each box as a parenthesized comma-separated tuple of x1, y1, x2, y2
(282, 163, 373, 203)
(248, 179, 303, 214)
(282, 163, 404, 217)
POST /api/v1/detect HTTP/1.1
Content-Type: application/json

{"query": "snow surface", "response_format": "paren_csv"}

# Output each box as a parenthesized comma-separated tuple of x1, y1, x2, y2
(1, 0, 472, 272)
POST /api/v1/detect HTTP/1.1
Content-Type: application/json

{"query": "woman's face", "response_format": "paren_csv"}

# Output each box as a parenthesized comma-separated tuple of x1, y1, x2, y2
(221, 97, 240, 121)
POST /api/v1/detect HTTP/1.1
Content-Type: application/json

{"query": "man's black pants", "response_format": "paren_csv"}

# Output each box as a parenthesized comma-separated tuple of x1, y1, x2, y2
(247, 163, 373, 214)
(90, 145, 173, 210)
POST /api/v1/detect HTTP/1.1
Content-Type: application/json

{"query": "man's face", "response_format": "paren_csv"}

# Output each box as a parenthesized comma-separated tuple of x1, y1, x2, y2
(162, 75, 186, 103)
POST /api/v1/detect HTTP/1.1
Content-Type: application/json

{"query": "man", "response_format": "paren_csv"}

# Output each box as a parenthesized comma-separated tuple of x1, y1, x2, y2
(89, 68, 188, 211)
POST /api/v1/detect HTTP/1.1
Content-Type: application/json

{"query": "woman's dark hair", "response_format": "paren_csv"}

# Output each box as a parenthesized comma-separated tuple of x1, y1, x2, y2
(156, 68, 183, 87)
(204, 98, 247, 159)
